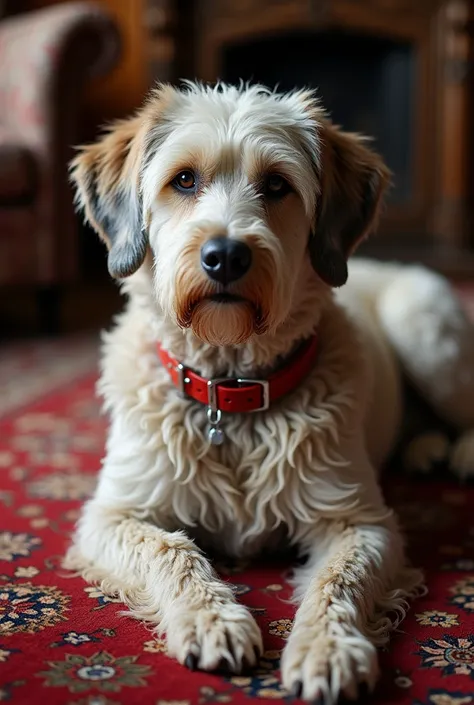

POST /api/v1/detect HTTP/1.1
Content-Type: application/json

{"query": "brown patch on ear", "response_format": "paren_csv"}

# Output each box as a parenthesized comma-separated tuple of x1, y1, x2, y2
(309, 121, 391, 288)
(69, 84, 176, 279)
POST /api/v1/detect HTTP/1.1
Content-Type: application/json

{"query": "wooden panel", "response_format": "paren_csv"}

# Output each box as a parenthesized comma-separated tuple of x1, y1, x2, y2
(145, 0, 176, 82)
(432, 0, 474, 246)
(144, 0, 196, 85)
(87, 0, 147, 118)
(206, 0, 314, 22)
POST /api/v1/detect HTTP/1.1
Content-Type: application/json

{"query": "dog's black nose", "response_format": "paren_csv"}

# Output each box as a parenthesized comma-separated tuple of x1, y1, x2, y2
(201, 237, 252, 285)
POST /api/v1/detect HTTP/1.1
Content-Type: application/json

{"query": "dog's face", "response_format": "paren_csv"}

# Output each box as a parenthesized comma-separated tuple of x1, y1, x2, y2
(71, 83, 389, 346)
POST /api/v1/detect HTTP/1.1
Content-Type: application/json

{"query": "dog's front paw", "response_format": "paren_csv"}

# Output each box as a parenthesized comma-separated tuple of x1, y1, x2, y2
(281, 621, 378, 703)
(166, 601, 262, 673)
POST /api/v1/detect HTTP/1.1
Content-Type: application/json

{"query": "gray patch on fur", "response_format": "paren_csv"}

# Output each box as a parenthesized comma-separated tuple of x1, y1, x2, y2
(85, 172, 147, 279)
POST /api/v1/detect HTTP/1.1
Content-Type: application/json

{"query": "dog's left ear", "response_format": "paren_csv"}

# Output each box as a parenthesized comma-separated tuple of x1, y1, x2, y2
(70, 115, 148, 279)
(309, 121, 391, 288)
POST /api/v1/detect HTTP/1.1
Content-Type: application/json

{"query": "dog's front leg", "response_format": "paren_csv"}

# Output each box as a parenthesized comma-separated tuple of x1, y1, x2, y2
(66, 501, 262, 672)
(281, 516, 422, 704)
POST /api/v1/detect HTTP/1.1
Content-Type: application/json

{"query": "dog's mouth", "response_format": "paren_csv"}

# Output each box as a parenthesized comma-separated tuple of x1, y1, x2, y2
(178, 293, 251, 328)
(208, 293, 245, 304)
(177, 288, 268, 345)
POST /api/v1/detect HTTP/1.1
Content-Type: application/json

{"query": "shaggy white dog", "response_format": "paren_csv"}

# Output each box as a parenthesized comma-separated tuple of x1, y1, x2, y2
(66, 82, 474, 703)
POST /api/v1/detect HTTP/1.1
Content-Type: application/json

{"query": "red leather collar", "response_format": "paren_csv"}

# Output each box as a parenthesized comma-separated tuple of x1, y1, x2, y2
(157, 335, 319, 414)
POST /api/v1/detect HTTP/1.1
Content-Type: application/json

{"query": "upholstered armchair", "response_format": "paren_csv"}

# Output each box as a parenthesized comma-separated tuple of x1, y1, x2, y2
(0, 2, 121, 332)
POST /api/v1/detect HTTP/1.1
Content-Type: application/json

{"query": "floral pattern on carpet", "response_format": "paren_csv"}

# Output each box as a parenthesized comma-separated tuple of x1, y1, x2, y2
(1, 376, 474, 705)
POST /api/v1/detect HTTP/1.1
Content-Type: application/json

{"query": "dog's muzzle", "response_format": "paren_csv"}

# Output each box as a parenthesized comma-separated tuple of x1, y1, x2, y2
(200, 236, 252, 286)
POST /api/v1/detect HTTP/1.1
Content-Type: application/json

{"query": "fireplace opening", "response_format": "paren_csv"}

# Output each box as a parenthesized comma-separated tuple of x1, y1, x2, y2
(223, 30, 414, 205)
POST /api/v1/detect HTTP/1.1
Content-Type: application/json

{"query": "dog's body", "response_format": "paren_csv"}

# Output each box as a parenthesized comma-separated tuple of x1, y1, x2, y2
(66, 83, 474, 703)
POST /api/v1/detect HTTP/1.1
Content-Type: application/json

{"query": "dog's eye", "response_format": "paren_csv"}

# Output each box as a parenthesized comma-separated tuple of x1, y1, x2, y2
(263, 174, 291, 199)
(172, 170, 196, 192)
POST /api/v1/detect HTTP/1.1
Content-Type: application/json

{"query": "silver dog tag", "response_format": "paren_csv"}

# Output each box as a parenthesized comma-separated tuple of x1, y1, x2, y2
(207, 408, 225, 445)
(208, 426, 225, 445)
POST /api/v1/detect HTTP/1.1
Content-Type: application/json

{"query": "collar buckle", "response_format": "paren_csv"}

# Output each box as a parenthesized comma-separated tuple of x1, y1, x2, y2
(207, 377, 270, 413)
(175, 362, 187, 397)
(207, 377, 232, 412)
(237, 378, 270, 412)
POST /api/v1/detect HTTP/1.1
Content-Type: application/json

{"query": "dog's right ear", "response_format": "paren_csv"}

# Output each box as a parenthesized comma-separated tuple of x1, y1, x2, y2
(309, 121, 391, 288)
(70, 116, 148, 279)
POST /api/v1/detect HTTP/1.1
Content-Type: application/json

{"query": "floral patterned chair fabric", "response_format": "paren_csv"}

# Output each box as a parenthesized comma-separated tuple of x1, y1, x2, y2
(0, 2, 121, 287)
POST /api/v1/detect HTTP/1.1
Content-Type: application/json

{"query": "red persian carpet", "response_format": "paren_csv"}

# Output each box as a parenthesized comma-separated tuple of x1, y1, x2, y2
(1, 293, 474, 705)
